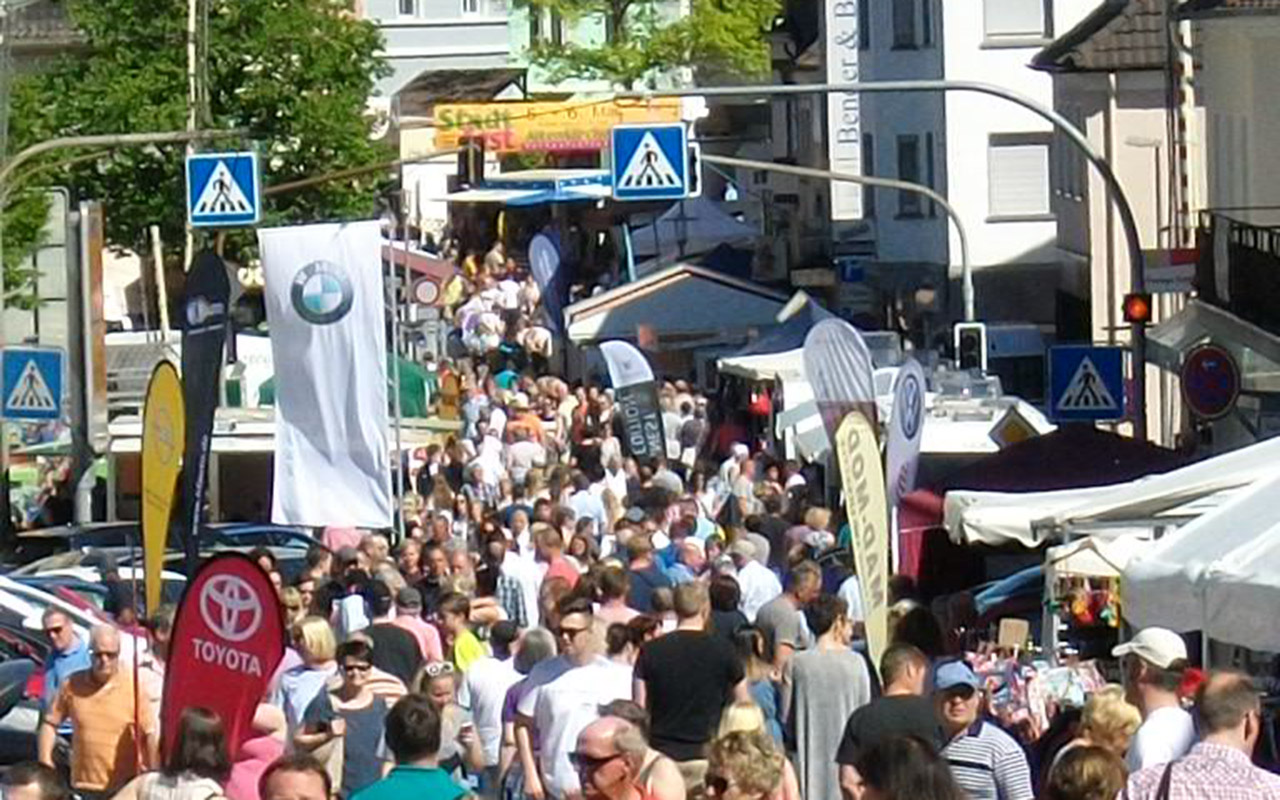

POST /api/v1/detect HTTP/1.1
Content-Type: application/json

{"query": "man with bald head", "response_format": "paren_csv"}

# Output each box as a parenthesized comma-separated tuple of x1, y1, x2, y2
(38, 625, 156, 800)
(572, 717, 652, 800)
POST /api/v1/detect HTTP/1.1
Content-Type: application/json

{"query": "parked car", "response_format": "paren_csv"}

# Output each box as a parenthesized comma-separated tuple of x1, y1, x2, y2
(14, 522, 319, 563)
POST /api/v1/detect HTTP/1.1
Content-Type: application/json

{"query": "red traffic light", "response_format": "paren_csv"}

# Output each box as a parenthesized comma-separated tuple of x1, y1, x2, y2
(1123, 292, 1153, 324)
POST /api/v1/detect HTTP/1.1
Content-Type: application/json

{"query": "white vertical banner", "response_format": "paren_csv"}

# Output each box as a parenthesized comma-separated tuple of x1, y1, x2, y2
(825, 0, 863, 220)
(258, 220, 393, 528)
(885, 358, 926, 510)
(803, 318, 877, 448)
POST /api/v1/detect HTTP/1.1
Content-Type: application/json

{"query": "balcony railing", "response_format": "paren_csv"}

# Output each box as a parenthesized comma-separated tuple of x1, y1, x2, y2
(1196, 211, 1280, 336)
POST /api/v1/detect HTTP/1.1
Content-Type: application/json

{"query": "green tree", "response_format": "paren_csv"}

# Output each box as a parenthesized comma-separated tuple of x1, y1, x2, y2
(524, 0, 779, 89)
(3, 0, 391, 298)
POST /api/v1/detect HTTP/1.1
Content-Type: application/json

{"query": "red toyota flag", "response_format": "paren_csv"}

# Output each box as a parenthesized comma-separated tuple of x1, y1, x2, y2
(162, 554, 285, 758)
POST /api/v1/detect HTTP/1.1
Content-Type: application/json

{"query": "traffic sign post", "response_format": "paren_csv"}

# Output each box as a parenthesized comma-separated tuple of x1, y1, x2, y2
(186, 151, 262, 228)
(611, 123, 690, 201)
(1181, 343, 1240, 420)
(2, 346, 65, 421)
(1049, 345, 1126, 422)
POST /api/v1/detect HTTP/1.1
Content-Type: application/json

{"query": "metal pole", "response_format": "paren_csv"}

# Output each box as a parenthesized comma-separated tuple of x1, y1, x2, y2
(615, 80, 1149, 440)
(390, 98, 407, 544)
(702, 153, 972, 321)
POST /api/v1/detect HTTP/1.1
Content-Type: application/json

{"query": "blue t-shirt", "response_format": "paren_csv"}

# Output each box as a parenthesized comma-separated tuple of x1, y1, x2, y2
(43, 638, 91, 710)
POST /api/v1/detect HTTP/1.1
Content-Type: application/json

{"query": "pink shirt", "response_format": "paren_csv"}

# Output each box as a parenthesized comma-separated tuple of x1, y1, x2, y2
(545, 556, 580, 589)
(391, 614, 445, 663)
(596, 602, 640, 627)
(227, 734, 285, 800)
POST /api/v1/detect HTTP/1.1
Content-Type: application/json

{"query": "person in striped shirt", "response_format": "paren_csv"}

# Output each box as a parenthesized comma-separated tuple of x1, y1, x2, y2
(934, 661, 1034, 800)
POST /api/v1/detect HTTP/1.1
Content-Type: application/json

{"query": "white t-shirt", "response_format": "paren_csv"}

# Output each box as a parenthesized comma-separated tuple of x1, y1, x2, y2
(737, 560, 783, 623)
(518, 656, 632, 797)
(838, 575, 867, 623)
(459, 656, 523, 766)
(1126, 705, 1195, 773)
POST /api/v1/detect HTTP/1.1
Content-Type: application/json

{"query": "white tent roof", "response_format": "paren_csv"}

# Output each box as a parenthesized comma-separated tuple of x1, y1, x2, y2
(945, 435, 1280, 547)
(718, 348, 805, 381)
(1124, 472, 1280, 651)
(1046, 535, 1148, 582)
(630, 196, 759, 264)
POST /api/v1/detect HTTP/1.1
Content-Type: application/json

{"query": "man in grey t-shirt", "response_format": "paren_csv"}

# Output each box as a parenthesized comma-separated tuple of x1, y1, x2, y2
(755, 561, 822, 671)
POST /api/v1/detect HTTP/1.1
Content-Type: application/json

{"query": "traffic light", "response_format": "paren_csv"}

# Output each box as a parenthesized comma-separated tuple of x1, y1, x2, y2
(1123, 292, 1153, 325)
(954, 322, 988, 372)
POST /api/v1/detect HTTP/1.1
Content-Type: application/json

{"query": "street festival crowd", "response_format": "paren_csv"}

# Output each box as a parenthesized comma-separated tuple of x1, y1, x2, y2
(7, 242, 1280, 800)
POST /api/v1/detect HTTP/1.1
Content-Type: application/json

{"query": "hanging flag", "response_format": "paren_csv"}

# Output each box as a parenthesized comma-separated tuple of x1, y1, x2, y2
(258, 221, 392, 528)
(529, 232, 564, 332)
(162, 553, 285, 759)
(885, 358, 926, 510)
(835, 411, 890, 667)
(600, 340, 665, 464)
(179, 251, 230, 576)
(141, 362, 185, 614)
(802, 318, 877, 448)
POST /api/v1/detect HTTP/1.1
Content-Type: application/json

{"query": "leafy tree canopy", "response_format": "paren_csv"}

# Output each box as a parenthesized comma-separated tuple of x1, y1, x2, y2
(3, 0, 392, 301)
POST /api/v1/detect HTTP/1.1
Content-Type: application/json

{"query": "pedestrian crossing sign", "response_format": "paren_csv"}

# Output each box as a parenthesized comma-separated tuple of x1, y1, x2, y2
(186, 151, 262, 228)
(1, 346, 64, 421)
(611, 123, 690, 201)
(1049, 345, 1126, 422)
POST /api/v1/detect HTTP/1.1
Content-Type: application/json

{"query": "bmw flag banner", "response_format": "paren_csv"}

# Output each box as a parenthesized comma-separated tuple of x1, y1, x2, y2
(258, 221, 392, 528)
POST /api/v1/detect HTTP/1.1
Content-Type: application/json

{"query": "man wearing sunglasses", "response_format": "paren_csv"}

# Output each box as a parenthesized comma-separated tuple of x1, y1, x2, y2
(38, 609, 89, 714)
(37, 625, 157, 800)
(934, 661, 1032, 800)
(571, 717, 652, 800)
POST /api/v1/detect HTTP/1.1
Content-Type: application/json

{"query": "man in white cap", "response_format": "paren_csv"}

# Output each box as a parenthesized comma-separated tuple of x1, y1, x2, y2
(1113, 626, 1195, 771)
(727, 538, 781, 623)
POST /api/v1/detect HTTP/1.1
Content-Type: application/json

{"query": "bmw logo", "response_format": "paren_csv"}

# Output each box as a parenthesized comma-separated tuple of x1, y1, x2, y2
(290, 260, 354, 325)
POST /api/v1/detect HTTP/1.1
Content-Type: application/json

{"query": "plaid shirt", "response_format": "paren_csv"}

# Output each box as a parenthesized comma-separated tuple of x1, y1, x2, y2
(1124, 742, 1280, 799)
(496, 573, 528, 628)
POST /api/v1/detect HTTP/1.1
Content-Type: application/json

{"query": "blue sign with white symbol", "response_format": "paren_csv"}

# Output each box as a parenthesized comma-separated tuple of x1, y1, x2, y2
(1049, 346, 1126, 422)
(2, 347, 64, 421)
(186, 151, 262, 228)
(611, 123, 689, 201)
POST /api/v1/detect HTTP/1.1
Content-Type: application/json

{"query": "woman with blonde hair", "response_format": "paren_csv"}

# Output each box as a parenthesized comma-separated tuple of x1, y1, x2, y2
(1049, 685, 1142, 769)
(277, 616, 338, 739)
(704, 729, 786, 800)
(716, 703, 800, 800)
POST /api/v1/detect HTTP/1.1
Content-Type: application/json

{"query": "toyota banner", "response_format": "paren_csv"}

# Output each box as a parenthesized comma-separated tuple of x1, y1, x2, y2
(162, 554, 285, 757)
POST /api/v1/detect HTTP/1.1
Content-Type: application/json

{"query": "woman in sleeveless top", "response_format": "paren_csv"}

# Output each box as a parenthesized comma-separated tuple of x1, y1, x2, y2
(598, 700, 685, 800)
(111, 707, 229, 800)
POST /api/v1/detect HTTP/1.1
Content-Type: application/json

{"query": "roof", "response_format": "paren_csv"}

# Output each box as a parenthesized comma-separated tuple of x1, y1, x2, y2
(1180, 0, 1280, 16)
(1033, 0, 1168, 73)
(8, 0, 83, 50)
(563, 264, 791, 345)
(394, 68, 526, 117)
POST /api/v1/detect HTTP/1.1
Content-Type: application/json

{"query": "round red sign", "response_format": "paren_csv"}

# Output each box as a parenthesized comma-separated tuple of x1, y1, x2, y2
(1181, 344, 1240, 420)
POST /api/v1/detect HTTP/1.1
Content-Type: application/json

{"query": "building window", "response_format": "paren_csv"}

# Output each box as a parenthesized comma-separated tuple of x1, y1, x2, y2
(892, 0, 916, 48)
(859, 0, 871, 49)
(461, 0, 481, 15)
(862, 134, 876, 218)
(921, 0, 933, 46)
(897, 134, 922, 218)
(925, 131, 936, 216)
(988, 133, 1053, 219)
(529, 8, 542, 41)
(982, 0, 1052, 45)
(399, 0, 417, 16)
(550, 8, 565, 46)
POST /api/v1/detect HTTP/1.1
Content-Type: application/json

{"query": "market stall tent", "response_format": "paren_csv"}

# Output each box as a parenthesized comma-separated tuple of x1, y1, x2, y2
(1124, 471, 1280, 652)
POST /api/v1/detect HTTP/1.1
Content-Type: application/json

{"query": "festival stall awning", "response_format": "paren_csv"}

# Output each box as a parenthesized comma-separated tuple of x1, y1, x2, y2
(441, 169, 612, 206)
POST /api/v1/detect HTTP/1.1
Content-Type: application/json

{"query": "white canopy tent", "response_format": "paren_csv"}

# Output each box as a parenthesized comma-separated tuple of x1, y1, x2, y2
(1124, 471, 1280, 652)
(944, 435, 1280, 547)
(1044, 535, 1149, 658)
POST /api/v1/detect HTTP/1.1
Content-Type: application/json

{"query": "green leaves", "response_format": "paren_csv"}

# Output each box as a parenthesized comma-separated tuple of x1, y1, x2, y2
(3, 0, 391, 289)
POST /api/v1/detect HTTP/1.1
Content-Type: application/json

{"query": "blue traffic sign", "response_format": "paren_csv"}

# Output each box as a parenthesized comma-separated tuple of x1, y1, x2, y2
(611, 123, 689, 201)
(2, 346, 64, 421)
(186, 151, 262, 228)
(1049, 346, 1126, 422)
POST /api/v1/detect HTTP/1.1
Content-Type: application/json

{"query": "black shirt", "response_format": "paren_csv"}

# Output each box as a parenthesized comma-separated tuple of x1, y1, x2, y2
(635, 629, 745, 761)
(710, 608, 749, 646)
(834, 694, 945, 766)
(755, 516, 792, 569)
(365, 622, 424, 687)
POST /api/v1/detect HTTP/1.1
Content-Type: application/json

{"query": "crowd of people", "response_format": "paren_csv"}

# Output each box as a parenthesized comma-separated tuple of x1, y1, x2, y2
(8, 252, 1280, 800)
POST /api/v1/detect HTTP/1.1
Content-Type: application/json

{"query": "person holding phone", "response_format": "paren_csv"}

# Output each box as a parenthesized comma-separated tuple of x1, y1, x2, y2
(296, 640, 390, 799)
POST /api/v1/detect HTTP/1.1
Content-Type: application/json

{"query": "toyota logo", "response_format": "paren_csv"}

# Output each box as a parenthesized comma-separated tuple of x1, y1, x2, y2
(199, 575, 263, 643)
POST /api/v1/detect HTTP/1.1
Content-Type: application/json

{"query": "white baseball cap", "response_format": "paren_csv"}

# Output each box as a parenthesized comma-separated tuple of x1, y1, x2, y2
(1112, 627, 1187, 669)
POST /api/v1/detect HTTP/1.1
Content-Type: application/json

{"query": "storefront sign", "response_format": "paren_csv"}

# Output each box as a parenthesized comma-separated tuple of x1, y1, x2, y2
(825, 0, 864, 220)
(163, 554, 285, 759)
(434, 99, 682, 154)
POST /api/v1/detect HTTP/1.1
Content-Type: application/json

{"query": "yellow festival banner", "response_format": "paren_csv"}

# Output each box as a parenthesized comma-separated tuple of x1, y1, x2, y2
(835, 411, 890, 667)
(141, 362, 185, 613)
(433, 98, 682, 154)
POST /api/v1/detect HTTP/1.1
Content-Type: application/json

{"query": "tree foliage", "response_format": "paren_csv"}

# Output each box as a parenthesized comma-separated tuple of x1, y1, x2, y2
(524, 0, 779, 89)
(3, 0, 391, 299)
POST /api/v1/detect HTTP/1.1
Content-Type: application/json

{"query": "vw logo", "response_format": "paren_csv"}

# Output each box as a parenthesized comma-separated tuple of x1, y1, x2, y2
(899, 374, 924, 440)
(199, 575, 263, 643)
(291, 260, 354, 325)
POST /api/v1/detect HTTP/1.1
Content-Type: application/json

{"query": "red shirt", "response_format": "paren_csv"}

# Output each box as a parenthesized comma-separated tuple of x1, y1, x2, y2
(544, 556, 580, 589)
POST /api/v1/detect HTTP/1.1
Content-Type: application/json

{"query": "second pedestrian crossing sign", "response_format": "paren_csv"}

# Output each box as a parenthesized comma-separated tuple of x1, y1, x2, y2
(186, 151, 262, 228)
(611, 123, 689, 201)
(1049, 345, 1126, 422)
(2, 346, 64, 421)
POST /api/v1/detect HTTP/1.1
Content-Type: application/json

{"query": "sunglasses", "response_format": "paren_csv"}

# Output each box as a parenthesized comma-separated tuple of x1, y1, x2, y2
(342, 663, 372, 675)
(557, 625, 590, 640)
(43, 625, 66, 636)
(424, 662, 456, 678)
(942, 686, 978, 701)
(705, 774, 732, 796)
(569, 751, 622, 774)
